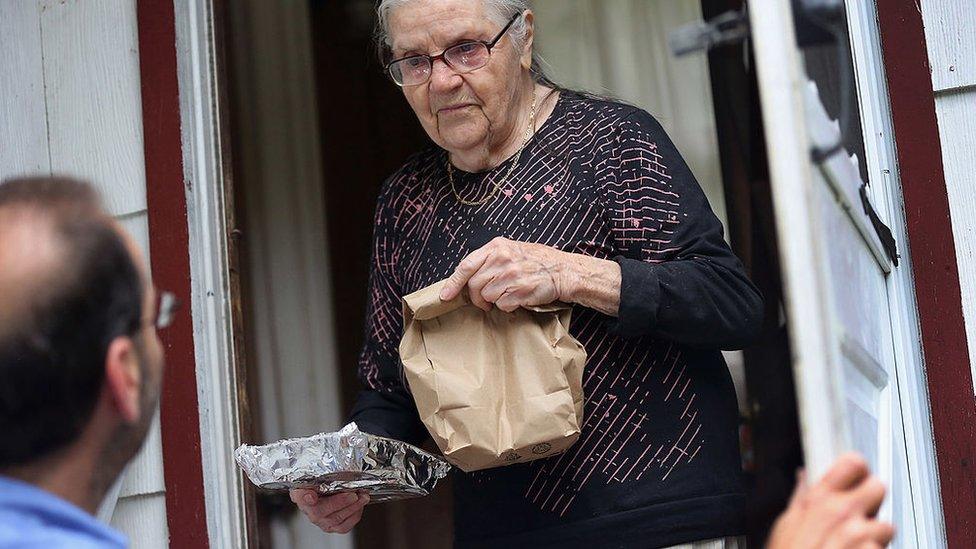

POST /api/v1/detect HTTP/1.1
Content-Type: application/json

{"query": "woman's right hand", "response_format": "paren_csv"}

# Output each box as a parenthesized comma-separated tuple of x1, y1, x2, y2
(289, 489, 369, 534)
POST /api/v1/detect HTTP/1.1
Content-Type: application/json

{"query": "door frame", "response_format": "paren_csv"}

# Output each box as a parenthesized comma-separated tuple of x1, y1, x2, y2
(137, 0, 252, 547)
(876, 1, 976, 546)
(845, 0, 944, 542)
(749, 0, 955, 544)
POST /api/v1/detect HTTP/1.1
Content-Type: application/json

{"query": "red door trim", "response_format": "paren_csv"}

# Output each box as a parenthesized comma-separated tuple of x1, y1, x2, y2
(876, 2, 976, 546)
(136, 1, 211, 547)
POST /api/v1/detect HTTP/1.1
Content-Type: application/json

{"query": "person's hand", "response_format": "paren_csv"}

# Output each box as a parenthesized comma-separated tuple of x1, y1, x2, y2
(767, 453, 894, 549)
(439, 237, 573, 312)
(289, 489, 369, 534)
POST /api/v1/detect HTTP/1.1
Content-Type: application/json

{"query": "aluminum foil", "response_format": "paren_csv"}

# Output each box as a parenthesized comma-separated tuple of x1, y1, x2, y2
(234, 422, 451, 503)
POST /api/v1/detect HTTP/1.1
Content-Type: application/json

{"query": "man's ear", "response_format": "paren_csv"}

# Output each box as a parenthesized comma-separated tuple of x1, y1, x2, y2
(104, 336, 142, 424)
(520, 10, 535, 70)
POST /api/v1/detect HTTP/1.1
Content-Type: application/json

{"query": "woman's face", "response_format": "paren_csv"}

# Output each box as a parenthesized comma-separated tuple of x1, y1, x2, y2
(388, 0, 533, 158)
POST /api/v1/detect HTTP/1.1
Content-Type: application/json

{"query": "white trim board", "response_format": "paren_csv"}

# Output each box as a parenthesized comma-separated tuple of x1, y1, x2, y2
(173, 0, 248, 547)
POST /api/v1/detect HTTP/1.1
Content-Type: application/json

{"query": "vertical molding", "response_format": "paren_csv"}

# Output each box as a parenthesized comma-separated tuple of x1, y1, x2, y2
(877, 1, 976, 546)
(170, 0, 249, 546)
(136, 0, 211, 546)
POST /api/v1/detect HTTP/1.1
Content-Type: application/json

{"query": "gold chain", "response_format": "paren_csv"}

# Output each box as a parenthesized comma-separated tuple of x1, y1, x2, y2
(448, 91, 537, 206)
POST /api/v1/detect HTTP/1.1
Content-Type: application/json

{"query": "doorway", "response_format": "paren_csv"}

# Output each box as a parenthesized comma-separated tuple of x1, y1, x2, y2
(223, 1, 801, 547)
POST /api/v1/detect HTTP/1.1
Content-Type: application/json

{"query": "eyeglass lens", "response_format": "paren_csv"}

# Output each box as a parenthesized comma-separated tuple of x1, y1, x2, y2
(390, 42, 490, 86)
(156, 292, 177, 330)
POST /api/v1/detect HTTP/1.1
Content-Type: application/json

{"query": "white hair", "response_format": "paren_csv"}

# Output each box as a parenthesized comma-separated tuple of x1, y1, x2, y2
(374, 0, 555, 85)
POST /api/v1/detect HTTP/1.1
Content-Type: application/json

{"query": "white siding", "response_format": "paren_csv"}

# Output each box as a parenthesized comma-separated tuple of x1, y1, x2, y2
(0, 2, 50, 176)
(110, 493, 170, 549)
(38, 0, 147, 217)
(921, 1, 976, 395)
(0, 0, 169, 545)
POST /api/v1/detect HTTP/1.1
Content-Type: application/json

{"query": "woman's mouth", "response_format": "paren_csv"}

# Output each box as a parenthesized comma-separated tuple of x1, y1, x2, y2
(438, 104, 476, 114)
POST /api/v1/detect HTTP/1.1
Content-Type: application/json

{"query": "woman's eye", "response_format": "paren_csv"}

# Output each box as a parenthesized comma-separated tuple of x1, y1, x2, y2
(456, 43, 478, 53)
(405, 57, 426, 69)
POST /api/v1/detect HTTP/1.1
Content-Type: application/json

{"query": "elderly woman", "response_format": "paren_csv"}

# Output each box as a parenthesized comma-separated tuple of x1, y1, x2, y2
(291, 0, 764, 547)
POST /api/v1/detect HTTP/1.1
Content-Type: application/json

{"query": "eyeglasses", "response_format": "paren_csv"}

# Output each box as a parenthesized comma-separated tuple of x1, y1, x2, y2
(153, 291, 179, 330)
(386, 12, 523, 87)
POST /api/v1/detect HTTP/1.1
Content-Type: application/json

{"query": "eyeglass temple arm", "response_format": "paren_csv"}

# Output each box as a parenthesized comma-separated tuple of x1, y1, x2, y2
(488, 11, 524, 49)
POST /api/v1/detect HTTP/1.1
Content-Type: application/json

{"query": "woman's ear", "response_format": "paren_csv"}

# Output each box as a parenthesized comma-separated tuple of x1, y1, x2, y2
(520, 10, 535, 70)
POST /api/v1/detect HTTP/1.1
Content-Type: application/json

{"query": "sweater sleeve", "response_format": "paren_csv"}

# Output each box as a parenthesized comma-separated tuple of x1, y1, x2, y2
(597, 109, 763, 350)
(347, 178, 428, 445)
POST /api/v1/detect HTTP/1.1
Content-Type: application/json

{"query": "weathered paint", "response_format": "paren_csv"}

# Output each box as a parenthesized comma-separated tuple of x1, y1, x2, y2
(136, 0, 210, 546)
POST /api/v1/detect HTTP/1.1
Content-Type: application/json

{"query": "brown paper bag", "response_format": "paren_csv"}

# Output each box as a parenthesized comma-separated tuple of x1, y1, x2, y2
(399, 279, 586, 472)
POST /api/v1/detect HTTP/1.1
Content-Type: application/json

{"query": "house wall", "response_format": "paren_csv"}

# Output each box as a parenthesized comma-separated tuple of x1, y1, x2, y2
(920, 1, 976, 396)
(0, 1, 169, 547)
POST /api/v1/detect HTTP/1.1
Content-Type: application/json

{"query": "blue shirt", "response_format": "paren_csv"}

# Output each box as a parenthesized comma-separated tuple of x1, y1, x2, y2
(0, 475, 127, 548)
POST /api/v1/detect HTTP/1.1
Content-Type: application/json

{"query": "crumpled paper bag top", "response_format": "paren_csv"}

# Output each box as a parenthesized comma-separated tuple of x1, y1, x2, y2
(400, 279, 586, 472)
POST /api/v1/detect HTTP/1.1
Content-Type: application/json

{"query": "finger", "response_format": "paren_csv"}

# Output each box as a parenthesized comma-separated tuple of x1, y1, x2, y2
(495, 290, 523, 313)
(467, 281, 493, 311)
(306, 492, 360, 520)
(468, 263, 506, 298)
(826, 518, 893, 549)
(311, 494, 367, 530)
(328, 504, 366, 534)
(817, 452, 870, 492)
(442, 248, 491, 301)
(824, 517, 868, 549)
(481, 274, 518, 305)
(848, 476, 886, 517)
(466, 268, 500, 311)
(470, 294, 493, 311)
(866, 521, 895, 545)
(788, 468, 809, 508)
(325, 494, 368, 525)
(289, 488, 319, 508)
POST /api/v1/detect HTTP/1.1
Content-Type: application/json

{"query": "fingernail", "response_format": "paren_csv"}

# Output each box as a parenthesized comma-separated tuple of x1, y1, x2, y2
(440, 288, 450, 300)
(304, 494, 315, 505)
(345, 493, 358, 503)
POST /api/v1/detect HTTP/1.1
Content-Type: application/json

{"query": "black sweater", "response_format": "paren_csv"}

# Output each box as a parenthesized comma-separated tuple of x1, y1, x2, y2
(350, 93, 763, 548)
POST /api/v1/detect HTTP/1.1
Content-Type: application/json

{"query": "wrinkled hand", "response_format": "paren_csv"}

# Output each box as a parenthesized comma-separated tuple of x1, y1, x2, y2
(289, 489, 369, 535)
(439, 237, 573, 312)
(767, 453, 894, 549)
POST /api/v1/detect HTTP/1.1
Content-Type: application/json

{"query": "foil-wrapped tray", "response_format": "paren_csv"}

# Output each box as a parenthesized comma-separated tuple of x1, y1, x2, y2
(234, 423, 451, 503)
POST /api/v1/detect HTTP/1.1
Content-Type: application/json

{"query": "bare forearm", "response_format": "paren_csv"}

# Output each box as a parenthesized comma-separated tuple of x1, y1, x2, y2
(560, 253, 621, 317)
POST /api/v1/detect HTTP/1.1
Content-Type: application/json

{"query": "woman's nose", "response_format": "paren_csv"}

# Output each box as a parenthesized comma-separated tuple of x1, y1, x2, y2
(429, 57, 462, 91)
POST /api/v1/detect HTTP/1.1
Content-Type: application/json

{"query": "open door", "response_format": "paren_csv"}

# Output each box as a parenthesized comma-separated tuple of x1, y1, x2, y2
(748, 1, 943, 546)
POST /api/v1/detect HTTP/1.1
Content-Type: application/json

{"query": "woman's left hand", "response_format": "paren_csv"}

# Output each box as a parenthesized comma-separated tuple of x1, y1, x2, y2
(439, 237, 573, 312)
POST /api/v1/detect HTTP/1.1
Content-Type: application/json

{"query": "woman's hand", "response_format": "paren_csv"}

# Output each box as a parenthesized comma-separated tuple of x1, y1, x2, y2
(289, 489, 369, 535)
(766, 453, 894, 549)
(439, 237, 621, 315)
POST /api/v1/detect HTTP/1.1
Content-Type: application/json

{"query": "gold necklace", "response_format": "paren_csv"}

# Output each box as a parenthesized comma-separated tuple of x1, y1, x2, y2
(448, 92, 537, 206)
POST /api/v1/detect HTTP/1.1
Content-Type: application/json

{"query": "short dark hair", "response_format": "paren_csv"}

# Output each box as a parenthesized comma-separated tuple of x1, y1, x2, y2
(0, 176, 144, 468)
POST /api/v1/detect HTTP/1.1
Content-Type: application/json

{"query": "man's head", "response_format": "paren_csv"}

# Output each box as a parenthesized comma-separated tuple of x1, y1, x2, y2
(0, 176, 164, 487)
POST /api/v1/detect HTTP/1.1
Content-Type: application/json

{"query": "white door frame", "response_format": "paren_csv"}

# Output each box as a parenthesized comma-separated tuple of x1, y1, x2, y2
(748, 0, 850, 477)
(844, 0, 945, 542)
(749, 0, 944, 544)
(173, 0, 249, 546)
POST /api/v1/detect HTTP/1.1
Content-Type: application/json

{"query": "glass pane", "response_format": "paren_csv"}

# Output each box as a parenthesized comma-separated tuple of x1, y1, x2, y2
(800, 12, 871, 184)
